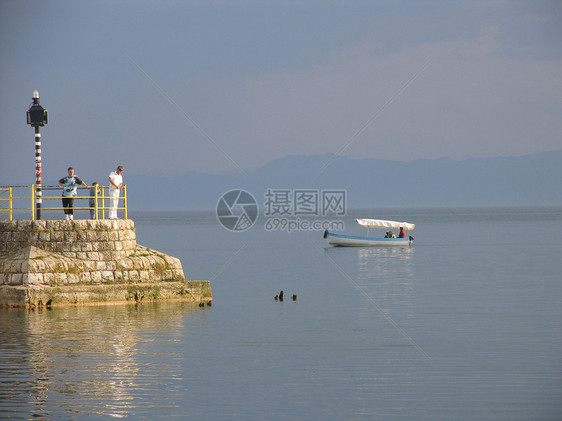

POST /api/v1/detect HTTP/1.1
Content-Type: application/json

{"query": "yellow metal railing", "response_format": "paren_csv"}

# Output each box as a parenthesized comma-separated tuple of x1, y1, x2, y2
(0, 185, 127, 221)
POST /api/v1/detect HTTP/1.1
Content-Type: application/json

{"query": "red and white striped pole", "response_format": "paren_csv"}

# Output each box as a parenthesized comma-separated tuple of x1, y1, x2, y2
(34, 122, 42, 220)
(27, 90, 48, 220)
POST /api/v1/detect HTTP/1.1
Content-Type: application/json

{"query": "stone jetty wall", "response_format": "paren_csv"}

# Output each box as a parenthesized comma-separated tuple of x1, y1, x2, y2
(0, 220, 212, 307)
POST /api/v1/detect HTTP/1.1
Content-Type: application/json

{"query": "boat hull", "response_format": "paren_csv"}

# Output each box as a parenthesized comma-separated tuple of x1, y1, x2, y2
(324, 231, 412, 247)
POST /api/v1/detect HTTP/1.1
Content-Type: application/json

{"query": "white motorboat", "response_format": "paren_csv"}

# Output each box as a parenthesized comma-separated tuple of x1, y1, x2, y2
(324, 218, 414, 247)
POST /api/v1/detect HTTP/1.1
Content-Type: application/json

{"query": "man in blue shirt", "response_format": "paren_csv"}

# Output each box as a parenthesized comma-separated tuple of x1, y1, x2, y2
(58, 167, 88, 220)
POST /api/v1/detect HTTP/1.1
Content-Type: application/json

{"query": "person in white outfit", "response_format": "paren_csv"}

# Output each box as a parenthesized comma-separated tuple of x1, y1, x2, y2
(108, 165, 124, 219)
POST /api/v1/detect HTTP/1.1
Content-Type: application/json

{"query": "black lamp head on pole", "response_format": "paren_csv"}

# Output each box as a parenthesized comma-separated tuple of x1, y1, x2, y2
(27, 90, 48, 127)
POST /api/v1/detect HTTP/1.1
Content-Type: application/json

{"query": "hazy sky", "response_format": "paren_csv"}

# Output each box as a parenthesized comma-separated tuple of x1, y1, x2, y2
(1, 0, 561, 185)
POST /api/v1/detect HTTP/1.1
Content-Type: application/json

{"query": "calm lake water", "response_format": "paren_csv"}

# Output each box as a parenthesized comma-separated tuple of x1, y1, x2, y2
(1, 207, 561, 420)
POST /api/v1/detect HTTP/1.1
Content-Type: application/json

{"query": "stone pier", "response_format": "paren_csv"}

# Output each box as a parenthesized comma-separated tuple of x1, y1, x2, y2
(0, 219, 212, 307)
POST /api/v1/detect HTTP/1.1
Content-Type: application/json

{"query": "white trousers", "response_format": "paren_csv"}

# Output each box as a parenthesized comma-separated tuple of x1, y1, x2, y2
(109, 188, 120, 219)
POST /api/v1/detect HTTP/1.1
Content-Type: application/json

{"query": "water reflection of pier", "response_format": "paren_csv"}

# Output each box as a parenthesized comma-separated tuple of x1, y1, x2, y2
(0, 303, 203, 419)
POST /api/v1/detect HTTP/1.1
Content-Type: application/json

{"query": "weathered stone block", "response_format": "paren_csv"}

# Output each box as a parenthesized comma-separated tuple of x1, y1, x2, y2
(9, 273, 23, 286)
(11, 231, 27, 242)
(51, 230, 64, 242)
(0, 231, 11, 243)
(108, 231, 120, 241)
(90, 271, 102, 283)
(139, 271, 150, 282)
(100, 251, 114, 261)
(76, 230, 89, 242)
(17, 220, 33, 231)
(60, 221, 74, 231)
(29, 259, 46, 273)
(83, 261, 96, 271)
(114, 259, 127, 270)
(43, 273, 54, 286)
(86, 251, 100, 260)
(53, 273, 67, 285)
(27, 273, 44, 285)
(67, 273, 80, 284)
(86, 230, 97, 241)
(8, 261, 22, 272)
(38, 231, 51, 241)
(64, 231, 77, 242)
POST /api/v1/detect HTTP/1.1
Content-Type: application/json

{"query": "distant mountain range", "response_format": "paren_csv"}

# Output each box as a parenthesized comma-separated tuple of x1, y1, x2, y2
(126, 150, 562, 210)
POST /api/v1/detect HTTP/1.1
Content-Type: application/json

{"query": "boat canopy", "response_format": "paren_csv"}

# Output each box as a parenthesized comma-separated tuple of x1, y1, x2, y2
(355, 218, 415, 230)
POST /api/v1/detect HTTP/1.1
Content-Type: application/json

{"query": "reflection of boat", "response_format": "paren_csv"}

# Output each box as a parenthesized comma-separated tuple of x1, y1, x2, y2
(323, 218, 414, 247)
